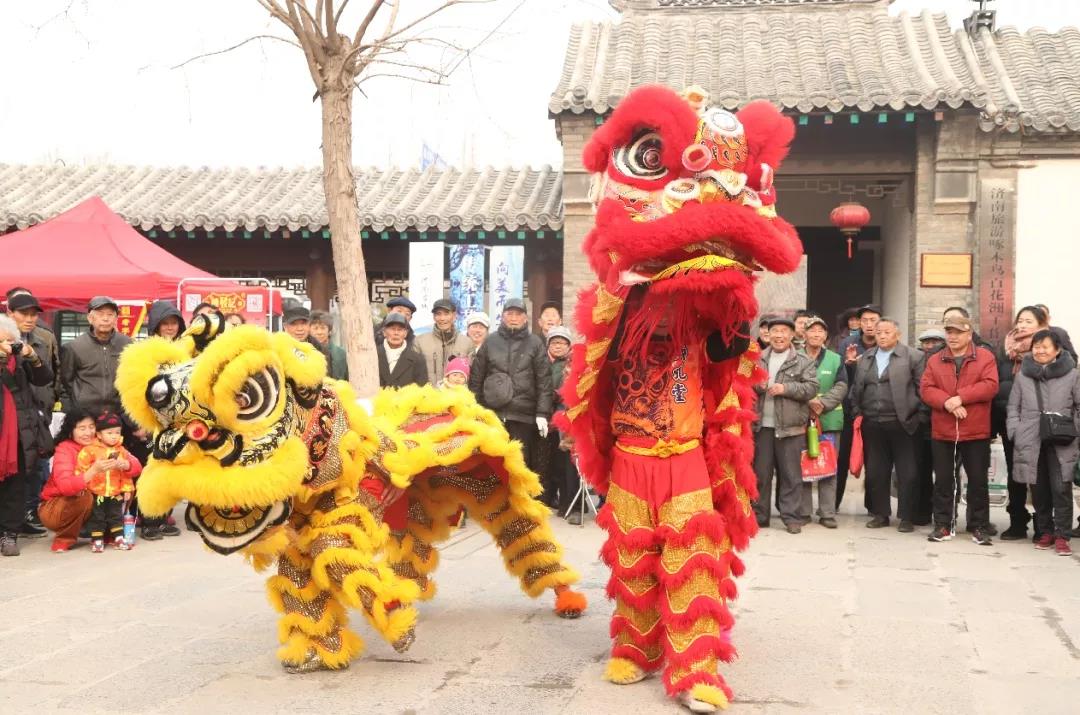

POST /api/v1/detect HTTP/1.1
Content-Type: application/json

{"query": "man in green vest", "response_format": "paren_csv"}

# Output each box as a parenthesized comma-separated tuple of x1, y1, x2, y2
(800, 316, 848, 528)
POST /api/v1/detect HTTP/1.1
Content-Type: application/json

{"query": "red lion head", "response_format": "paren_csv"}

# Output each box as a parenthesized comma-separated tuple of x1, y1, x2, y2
(580, 84, 802, 327)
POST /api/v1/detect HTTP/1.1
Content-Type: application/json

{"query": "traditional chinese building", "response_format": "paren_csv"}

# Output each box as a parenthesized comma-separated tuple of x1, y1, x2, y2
(552, 0, 1080, 343)
(0, 163, 564, 315)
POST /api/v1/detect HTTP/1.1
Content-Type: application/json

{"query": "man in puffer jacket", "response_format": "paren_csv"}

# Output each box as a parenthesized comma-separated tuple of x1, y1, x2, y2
(468, 298, 552, 472)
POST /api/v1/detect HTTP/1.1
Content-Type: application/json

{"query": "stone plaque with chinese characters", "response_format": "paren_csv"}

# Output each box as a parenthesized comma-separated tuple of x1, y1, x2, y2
(977, 180, 1016, 345)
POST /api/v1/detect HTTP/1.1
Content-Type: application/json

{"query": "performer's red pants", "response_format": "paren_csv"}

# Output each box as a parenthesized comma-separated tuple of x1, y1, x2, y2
(598, 444, 736, 699)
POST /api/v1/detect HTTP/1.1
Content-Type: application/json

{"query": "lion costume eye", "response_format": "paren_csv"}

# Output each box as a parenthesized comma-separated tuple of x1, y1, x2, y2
(236, 368, 280, 421)
(146, 376, 172, 409)
(613, 131, 667, 181)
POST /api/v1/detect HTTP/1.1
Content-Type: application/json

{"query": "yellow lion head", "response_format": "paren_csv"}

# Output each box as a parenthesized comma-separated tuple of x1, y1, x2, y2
(117, 314, 328, 554)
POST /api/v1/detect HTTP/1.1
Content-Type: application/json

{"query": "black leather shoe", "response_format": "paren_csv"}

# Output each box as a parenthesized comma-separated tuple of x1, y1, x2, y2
(1000, 524, 1028, 541)
(897, 521, 914, 533)
(160, 524, 181, 537)
(866, 516, 890, 528)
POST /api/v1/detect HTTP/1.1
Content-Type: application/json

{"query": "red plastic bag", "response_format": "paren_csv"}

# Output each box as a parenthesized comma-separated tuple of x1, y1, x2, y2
(848, 415, 864, 478)
(801, 418, 838, 482)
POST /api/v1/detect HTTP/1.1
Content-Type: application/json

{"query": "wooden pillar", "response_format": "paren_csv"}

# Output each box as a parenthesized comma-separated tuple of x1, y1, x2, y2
(526, 241, 548, 316)
(306, 255, 332, 310)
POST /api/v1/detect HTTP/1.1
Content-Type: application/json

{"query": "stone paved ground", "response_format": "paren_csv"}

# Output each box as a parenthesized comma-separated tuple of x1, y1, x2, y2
(2, 488, 1080, 714)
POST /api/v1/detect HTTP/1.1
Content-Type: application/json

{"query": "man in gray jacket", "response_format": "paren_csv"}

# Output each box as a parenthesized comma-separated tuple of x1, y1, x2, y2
(59, 296, 132, 418)
(414, 298, 473, 386)
(849, 318, 926, 531)
(753, 318, 819, 533)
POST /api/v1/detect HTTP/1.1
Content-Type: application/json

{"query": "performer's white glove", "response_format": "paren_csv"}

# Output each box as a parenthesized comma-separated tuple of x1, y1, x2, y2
(536, 416, 549, 438)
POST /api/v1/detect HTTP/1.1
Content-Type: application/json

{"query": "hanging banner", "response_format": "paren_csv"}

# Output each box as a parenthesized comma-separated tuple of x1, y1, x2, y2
(449, 245, 485, 332)
(488, 246, 524, 319)
(115, 300, 149, 338)
(408, 242, 445, 335)
(180, 285, 271, 328)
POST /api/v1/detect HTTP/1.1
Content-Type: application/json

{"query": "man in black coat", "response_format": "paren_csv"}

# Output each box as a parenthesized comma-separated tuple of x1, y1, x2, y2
(377, 313, 427, 388)
(468, 298, 553, 472)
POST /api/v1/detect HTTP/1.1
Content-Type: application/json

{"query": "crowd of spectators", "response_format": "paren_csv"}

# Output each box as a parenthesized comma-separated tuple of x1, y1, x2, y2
(753, 302, 1079, 555)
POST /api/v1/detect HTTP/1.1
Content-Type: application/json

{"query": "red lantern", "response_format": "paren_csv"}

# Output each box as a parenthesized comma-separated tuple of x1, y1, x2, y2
(830, 201, 871, 259)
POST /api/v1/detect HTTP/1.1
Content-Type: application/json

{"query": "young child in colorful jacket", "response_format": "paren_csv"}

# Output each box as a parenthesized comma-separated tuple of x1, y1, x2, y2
(76, 412, 141, 552)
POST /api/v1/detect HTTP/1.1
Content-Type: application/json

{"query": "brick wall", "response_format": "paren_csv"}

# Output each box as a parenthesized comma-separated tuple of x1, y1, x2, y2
(558, 113, 599, 332)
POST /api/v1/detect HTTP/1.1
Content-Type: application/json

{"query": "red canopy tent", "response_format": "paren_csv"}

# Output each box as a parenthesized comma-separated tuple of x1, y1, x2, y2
(0, 196, 278, 314)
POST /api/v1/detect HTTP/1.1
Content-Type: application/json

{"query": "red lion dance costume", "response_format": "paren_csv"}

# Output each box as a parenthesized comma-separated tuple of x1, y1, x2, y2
(558, 85, 802, 712)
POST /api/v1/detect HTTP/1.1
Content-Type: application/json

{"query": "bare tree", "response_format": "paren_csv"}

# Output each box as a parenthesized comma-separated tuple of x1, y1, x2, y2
(254, 0, 491, 397)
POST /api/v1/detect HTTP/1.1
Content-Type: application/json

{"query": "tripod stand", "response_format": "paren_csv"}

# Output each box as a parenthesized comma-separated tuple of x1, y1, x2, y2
(562, 456, 598, 527)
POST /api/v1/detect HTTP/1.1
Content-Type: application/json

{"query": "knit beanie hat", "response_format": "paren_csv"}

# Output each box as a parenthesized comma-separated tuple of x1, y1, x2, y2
(95, 411, 123, 431)
(445, 356, 470, 380)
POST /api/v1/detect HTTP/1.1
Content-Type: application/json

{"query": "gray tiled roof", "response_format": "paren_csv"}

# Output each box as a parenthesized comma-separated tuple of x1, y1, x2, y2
(551, 9, 1080, 132)
(0, 164, 563, 233)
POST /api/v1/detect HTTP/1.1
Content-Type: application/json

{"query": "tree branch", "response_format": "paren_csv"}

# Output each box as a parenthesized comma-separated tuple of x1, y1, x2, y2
(356, 72, 447, 87)
(170, 35, 301, 70)
(351, 0, 387, 50)
(358, 0, 494, 53)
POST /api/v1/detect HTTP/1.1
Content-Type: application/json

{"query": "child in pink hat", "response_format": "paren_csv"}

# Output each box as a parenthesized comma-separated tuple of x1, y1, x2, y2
(441, 356, 470, 388)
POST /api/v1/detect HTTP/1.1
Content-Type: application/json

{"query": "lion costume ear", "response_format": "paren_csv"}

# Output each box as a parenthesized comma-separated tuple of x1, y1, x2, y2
(117, 337, 192, 433)
(179, 312, 229, 356)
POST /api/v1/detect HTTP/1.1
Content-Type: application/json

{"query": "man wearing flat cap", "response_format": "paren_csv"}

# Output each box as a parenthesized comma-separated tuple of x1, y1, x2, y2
(59, 296, 131, 419)
(414, 298, 472, 386)
(753, 317, 819, 534)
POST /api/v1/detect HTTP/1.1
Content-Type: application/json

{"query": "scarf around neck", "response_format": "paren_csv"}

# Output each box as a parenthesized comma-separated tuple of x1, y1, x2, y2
(0, 355, 19, 481)
(1004, 327, 1037, 372)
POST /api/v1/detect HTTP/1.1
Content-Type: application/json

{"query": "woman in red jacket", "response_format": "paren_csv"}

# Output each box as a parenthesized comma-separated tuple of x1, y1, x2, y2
(38, 408, 99, 552)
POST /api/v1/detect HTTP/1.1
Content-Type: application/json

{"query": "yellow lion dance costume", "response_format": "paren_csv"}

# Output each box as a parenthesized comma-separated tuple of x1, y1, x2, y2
(118, 315, 586, 673)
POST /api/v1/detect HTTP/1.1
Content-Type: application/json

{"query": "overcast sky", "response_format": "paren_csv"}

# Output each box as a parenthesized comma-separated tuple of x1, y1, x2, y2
(2, 0, 1077, 170)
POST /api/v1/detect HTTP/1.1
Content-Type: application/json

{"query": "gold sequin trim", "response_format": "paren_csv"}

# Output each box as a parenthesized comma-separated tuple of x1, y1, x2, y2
(310, 535, 353, 560)
(657, 488, 713, 531)
(496, 518, 538, 549)
(278, 557, 311, 589)
(484, 502, 511, 523)
(429, 472, 502, 504)
(593, 285, 623, 325)
(667, 616, 719, 654)
(738, 356, 755, 377)
(615, 600, 662, 635)
(607, 483, 655, 535)
(586, 338, 612, 364)
(667, 653, 719, 684)
(281, 591, 329, 621)
(718, 387, 739, 412)
(576, 368, 599, 398)
(617, 572, 659, 598)
(565, 400, 589, 422)
(666, 572, 722, 615)
(507, 540, 558, 567)
(313, 631, 343, 653)
(408, 500, 434, 529)
(523, 563, 566, 588)
(613, 638, 665, 663)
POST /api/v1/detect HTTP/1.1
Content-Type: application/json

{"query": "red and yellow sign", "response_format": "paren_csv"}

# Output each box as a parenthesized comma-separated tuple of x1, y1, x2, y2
(180, 287, 271, 327)
(116, 301, 149, 337)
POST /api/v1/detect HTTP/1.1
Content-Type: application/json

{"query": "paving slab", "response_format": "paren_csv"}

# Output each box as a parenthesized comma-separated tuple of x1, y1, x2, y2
(1, 490, 1079, 714)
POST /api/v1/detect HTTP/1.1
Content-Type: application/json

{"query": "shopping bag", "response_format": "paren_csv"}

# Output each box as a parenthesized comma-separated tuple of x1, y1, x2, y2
(848, 415, 864, 478)
(801, 420, 838, 482)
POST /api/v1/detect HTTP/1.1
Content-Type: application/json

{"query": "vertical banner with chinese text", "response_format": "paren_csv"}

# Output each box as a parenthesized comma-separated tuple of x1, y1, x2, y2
(408, 242, 445, 335)
(116, 301, 149, 338)
(488, 246, 523, 319)
(449, 245, 485, 332)
(977, 180, 1015, 345)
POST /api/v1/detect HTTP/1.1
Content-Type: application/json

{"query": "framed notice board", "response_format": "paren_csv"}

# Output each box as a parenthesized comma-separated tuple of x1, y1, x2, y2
(921, 253, 973, 288)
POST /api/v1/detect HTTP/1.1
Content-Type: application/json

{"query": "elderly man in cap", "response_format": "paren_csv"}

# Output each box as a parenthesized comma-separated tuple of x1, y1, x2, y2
(283, 305, 331, 360)
(469, 298, 552, 474)
(798, 315, 847, 528)
(920, 314, 998, 545)
(465, 311, 490, 361)
(415, 298, 473, 386)
(753, 317, 819, 533)
(59, 296, 131, 419)
(849, 317, 925, 531)
(377, 313, 427, 388)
